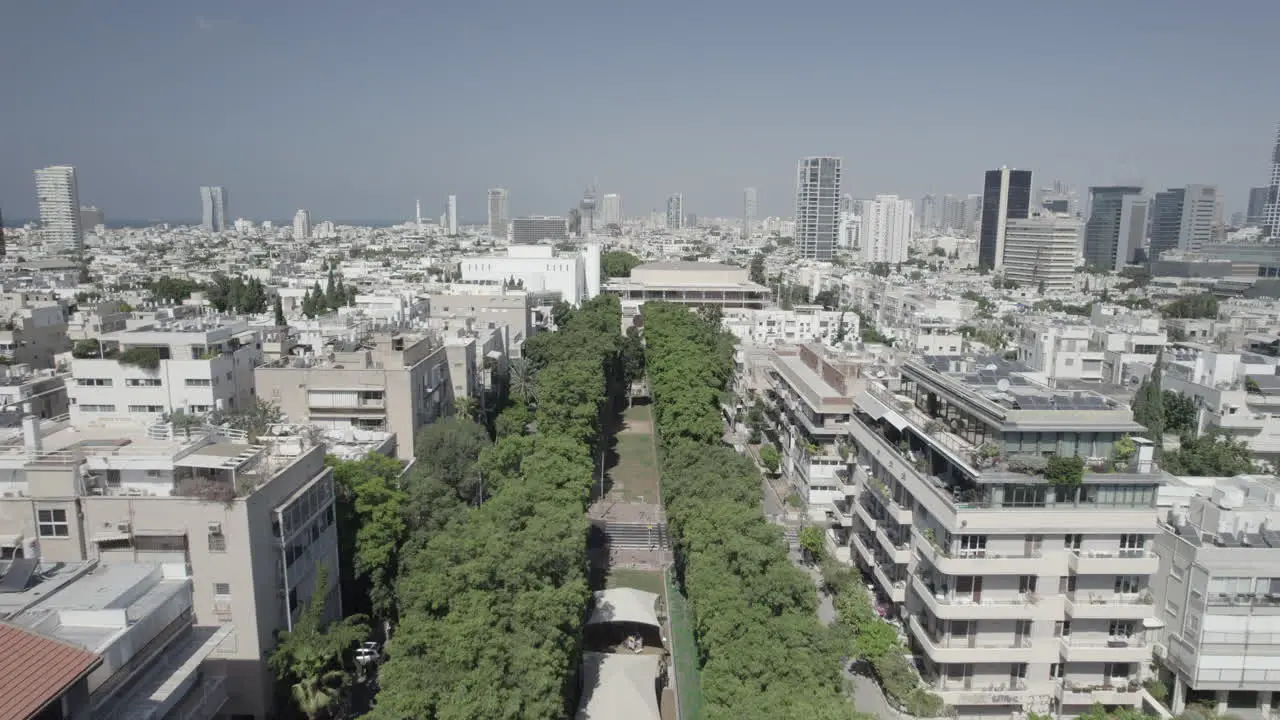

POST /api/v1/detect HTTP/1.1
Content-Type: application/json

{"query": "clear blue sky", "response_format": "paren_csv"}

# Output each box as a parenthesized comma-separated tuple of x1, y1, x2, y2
(2, 0, 1277, 223)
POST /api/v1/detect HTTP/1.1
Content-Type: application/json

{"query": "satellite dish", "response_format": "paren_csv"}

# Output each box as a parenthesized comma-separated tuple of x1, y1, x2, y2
(996, 379, 1011, 392)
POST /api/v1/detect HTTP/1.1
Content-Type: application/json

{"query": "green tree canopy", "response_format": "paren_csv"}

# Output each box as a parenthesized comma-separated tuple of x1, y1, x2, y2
(328, 452, 408, 621)
(1162, 293, 1219, 319)
(600, 250, 642, 278)
(1161, 431, 1255, 477)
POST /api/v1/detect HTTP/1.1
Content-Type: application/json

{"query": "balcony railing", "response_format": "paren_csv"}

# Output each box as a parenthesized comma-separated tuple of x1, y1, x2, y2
(866, 383, 979, 462)
(1206, 592, 1280, 607)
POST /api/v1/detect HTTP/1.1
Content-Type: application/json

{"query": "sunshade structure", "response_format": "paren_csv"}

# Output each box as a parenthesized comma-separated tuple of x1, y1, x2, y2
(586, 588, 660, 628)
(575, 651, 662, 720)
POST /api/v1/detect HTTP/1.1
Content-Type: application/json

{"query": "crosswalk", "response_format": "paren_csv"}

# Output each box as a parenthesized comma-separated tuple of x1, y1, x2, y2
(595, 521, 670, 550)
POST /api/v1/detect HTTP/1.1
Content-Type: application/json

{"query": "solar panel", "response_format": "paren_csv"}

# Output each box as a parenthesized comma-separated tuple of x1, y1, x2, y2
(0, 557, 38, 594)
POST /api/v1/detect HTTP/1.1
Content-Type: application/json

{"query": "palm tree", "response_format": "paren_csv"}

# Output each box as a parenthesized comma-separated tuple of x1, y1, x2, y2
(291, 671, 345, 720)
(454, 395, 478, 421)
(508, 358, 536, 406)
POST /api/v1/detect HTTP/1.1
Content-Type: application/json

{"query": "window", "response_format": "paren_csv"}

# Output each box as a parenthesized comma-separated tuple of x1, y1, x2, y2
(1208, 577, 1252, 596)
(76, 378, 112, 387)
(1019, 576, 1038, 593)
(1054, 621, 1071, 637)
(126, 378, 163, 387)
(37, 508, 69, 537)
(189, 405, 212, 413)
(1166, 599, 1181, 617)
(79, 404, 116, 413)
(208, 532, 226, 552)
(213, 582, 231, 596)
(128, 405, 165, 413)
(1120, 534, 1146, 553)
(1105, 662, 1131, 681)
(1109, 620, 1134, 638)
(1064, 533, 1082, 549)
(1170, 564, 1184, 582)
(1115, 575, 1142, 594)
(185, 378, 212, 387)
(1050, 663, 1063, 679)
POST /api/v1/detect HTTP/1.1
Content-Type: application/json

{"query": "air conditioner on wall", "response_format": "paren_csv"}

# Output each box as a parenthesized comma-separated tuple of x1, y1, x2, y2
(207, 521, 222, 534)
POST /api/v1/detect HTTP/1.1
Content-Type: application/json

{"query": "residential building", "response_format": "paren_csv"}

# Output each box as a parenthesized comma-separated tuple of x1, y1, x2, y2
(838, 211, 861, 250)
(446, 194, 458, 236)
(1003, 213, 1082, 291)
(604, 261, 771, 327)
(1161, 346, 1280, 465)
(744, 187, 758, 241)
(859, 196, 914, 264)
(429, 288, 532, 350)
(920, 194, 939, 233)
(292, 208, 311, 240)
(1247, 187, 1268, 227)
(1263, 123, 1280, 239)
(0, 418, 342, 719)
(3, 561, 232, 720)
(68, 318, 262, 423)
(509, 216, 568, 245)
(978, 167, 1032, 270)
(0, 621, 100, 720)
(487, 188, 509, 238)
(34, 166, 84, 253)
(1084, 187, 1148, 272)
(601, 193, 622, 226)
(1152, 474, 1280, 718)
(79, 206, 104, 231)
(1016, 320, 1105, 382)
(721, 306, 856, 347)
(255, 331, 456, 461)
(0, 365, 70, 427)
(962, 194, 984, 235)
(796, 157, 842, 260)
(841, 355, 1163, 720)
(666, 194, 684, 230)
(0, 299, 71, 369)
(458, 244, 590, 304)
(199, 186, 228, 233)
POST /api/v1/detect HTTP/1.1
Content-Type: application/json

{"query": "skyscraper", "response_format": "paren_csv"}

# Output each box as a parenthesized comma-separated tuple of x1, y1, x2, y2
(35, 165, 84, 253)
(292, 209, 312, 240)
(962, 194, 983, 234)
(840, 193, 854, 214)
(79, 206, 105, 231)
(918, 194, 938, 234)
(600, 193, 622, 226)
(579, 187, 597, 236)
(1083, 187, 1147, 272)
(0, 206, 6, 259)
(978, 166, 1032, 270)
(1248, 186, 1269, 226)
(1264, 123, 1280, 239)
(1148, 185, 1218, 260)
(199, 186, 227, 232)
(666, 194, 684, 230)
(1003, 214, 1082, 291)
(941, 194, 963, 231)
(1149, 188, 1186, 262)
(858, 195, 914, 264)
(743, 187, 758, 241)
(487, 188, 508, 239)
(795, 156, 842, 260)
(446, 195, 458, 236)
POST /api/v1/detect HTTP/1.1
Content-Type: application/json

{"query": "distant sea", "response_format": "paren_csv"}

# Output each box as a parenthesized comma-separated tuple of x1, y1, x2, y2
(3, 218, 407, 229)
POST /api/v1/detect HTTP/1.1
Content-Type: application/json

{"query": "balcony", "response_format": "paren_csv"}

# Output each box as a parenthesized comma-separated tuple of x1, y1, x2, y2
(911, 528, 1046, 576)
(1068, 548, 1159, 575)
(1059, 635, 1151, 663)
(912, 575, 1042, 620)
(908, 616, 1039, 664)
(875, 526, 913, 564)
(932, 680, 1034, 707)
(825, 529, 851, 565)
(829, 501, 850, 527)
(1058, 679, 1142, 707)
(851, 532, 877, 567)
(853, 497, 878, 532)
(1064, 590, 1155, 619)
(874, 563, 907, 603)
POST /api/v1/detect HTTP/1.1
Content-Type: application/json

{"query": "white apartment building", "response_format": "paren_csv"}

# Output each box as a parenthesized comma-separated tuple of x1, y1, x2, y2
(1153, 475, 1280, 719)
(1017, 320, 1106, 383)
(35, 165, 84, 253)
(1160, 346, 1280, 463)
(446, 194, 458, 236)
(722, 306, 855, 347)
(838, 211, 861, 250)
(68, 318, 262, 423)
(458, 244, 594, 305)
(602, 193, 623, 226)
(0, 365, 69, 427)
(906, 316, 966, 355)
(0, 300, 70, 368)
(839, 355, 1165, 719)
(0, 417, 341, 719)
(292, 208, 312, 240)
(429, 287, 532, 350)
(1003, 213, 1081, 291)
(859, 195, 914, 264)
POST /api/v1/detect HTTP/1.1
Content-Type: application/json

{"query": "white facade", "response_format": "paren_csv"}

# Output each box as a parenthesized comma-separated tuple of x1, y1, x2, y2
(292, 209, 312, 240)
(666, 193, 684, 230)
(795, 157, 842, 260)
(200, 185, 228, 232)
(34, 165, 83, 252)
(458, 245, 587, 305)
(446, 194, 458, 236)
(722, 306, 855, 347)
(1002, 213, 1081, 291)
(743, 187, 758, 240)
(601, 193, 622, 226)
(1016, 321, 1105, 382)
(487, 188, 508, 239)
(858, 195, 913, 264)
(838, 212, 861, 250)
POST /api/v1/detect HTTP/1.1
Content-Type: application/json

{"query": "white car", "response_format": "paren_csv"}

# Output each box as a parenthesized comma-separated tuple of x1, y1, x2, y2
(355, 641, 380, 664)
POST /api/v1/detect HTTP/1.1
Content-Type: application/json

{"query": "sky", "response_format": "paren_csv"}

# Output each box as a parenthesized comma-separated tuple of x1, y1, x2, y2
(2, 0, 1279, 224)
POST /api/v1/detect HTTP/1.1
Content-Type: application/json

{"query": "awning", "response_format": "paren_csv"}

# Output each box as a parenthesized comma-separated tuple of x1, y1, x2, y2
(883, 410, 909, 431)
(91, 531, 132, 543)
(0, 533, 22, 547)
(586, 588, 660, 629)
(856, 390, 889, 420)
(575, 652, 662, 720)
(1143, 617, 1165, 629)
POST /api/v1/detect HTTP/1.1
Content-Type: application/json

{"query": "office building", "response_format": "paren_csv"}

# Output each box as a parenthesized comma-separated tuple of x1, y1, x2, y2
(1151, 185, 1218, 259)
(1264, 123, 1280, 239)
(487, 188, 508, 238)
(510, 215, 568, 244)
(580, 187, 597, 236)
(962, 193, 984, 234)
(795, 157, 842, 260)
(1003, 213, 1082, 291)
(79, 205, 104, 231)
(859, 195, 914, 264)
(666, 193, 684, 230)
(34, 165, 84, 253)
(1083, 187, 1148, 272)
(1248, 186, 1269, 226)
(978, 167, 1032, 270)
(292, 208, 312, 240)
(1150, 189, 1186, 262)
(445, 194, 458, 236)
(838, 356, 1163, 720)
(744, 187, 758, 241)
(1152, 474, 1280, 717)
(0, 417, 344, 719)
(919, 194, 939, 233)
(942, 195, 964, 231)
(601, 193, 622, 226)
(199, 186, 228, 232)
(1039, 180, 1080, 216)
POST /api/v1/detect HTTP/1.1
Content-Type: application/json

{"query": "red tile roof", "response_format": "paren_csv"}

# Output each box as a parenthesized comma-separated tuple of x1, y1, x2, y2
(0, 623, 102, 720)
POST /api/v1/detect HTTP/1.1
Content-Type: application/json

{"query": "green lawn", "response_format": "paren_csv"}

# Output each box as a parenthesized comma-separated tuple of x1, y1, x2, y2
(606, 567, 665, 596)
(610, 430, 661, 504)
(623, 404, 653, 425)
(666, 569, 705, 720)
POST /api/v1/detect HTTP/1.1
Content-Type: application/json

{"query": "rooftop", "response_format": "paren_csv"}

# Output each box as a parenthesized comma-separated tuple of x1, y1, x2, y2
(0, 622, 102, 720)
(911, 355, 1126, 413)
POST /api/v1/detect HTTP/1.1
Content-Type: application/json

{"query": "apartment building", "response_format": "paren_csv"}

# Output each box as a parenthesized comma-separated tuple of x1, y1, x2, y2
(0, 417, 339, 718)
(2, 561, 231, 720)
(67, 300, 131, 341)
(0, 300, 70, 369)
(1016, 320, 1106, 383)
(905, 316, 966, 355)
(841, 354, 1164, 719)
(68, 318, 262, 423)
(255, 332, 456, 461)
(1160, 346, 1280, 463)
(722, 306, 855, 347)
(429, 287, 532, 350)
(1153, 475, 1280, 719)
(0, 365, 70, 426)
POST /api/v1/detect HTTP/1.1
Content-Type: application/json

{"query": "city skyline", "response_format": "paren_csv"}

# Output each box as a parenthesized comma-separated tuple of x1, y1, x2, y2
(1, 2, 1277, 222)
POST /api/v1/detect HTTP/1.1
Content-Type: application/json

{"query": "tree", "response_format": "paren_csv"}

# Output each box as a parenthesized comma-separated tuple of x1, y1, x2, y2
(273, 295, 286, 326)
(749, 253, 766, 285)
(328, 453, 408, 623)
(550, 300, 574, 328)
(798, 525, 826, 563)
(1163, 390, 1198, 436)
(453, 394, 478, 421)
(1162, 293, 1219, 319)
(759, 444, 780, 474)
(1161, 431, 1255, 477)
(1132, 353, 1165, 449)
(507, 357, 536, 406)
(600, 250, 642, 278)
(268, 567, 369, 720)
(213, 396, 283, 443)
(402, 417, 492, 539)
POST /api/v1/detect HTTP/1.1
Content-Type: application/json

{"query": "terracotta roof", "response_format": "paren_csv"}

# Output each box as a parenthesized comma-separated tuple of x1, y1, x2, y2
(0, 623, 101, 720)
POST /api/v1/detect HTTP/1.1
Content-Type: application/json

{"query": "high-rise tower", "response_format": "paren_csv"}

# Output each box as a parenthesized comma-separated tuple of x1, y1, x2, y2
(666, 194, 684, 230)
(795, 157, 841, 260)
(446, 195, 458, 236)
(1264, 123, 1280, 239)
(579, 187, 597, 237)
(978, 166, 1032, 270)
(1083, 186, 1147, 272)
(292, 209, 312, 240)
(35, 165, 84, 253)
(200, 186, 228, 232)
(487, 188, 508, 239)
(743, 187, 758, 241)
(600, 194, 622, 226)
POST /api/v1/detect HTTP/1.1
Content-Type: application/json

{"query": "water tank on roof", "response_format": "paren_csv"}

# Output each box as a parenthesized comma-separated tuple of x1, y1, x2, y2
(1212, 486, 1245, 509)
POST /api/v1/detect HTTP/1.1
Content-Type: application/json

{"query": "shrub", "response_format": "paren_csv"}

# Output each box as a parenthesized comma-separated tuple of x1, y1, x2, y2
(1045, 454, 1084, 487)
(118, 347, 162, 370)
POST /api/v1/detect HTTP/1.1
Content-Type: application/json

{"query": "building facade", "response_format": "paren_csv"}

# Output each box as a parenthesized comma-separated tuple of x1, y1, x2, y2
(744, 187, 758, 241)
(1248, 187, 1268, 227)
(1002, 213, 1082, 291)
(666, 193, 684, 230)
(509, 216, 567, 245)
(1084, 187, 1147, 272)
(859, 195, 914, 264)
(487, 188, 509, 239)
(796, 157, 842, 260)
(199, 186, 228, 233)
(446, 194, 458, 236)
(292, 208, 311, 240)
(1263, 123, 1280, 239)
(601, 193, 622, 226)
(34, 165, 84, 253)
(978, 167, 1032, 270)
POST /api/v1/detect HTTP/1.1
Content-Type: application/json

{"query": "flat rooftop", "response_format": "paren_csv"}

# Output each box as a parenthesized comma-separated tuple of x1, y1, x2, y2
(913, 354, 1124, 413)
